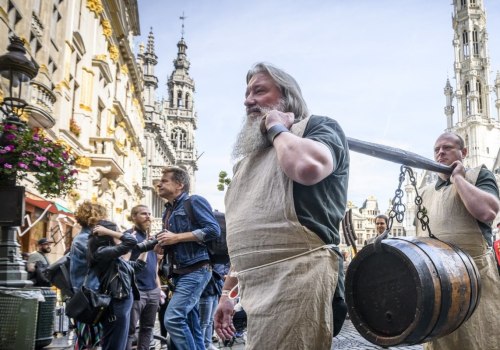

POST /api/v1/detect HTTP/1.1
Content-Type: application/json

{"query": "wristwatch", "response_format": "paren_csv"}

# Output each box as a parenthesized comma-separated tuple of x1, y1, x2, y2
(266, 124, 290, 143)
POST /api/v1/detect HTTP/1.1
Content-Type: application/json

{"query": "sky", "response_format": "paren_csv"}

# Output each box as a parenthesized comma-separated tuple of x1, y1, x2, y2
(137, 0, 500, 212)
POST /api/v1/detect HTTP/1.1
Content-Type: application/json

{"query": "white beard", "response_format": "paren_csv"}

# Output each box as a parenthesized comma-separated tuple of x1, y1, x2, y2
(232, 100, 285, 161)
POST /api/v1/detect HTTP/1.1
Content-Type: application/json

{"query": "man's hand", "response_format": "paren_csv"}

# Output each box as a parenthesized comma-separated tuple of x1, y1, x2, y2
(449, 160, 466, 183)
(156, 231, 179, 246)
(260, 110, 295, 134)
(214, 297, 236, 341)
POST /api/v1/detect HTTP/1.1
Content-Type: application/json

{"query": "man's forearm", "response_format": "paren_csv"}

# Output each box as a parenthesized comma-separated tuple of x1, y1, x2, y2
(454, 176, 500, 223)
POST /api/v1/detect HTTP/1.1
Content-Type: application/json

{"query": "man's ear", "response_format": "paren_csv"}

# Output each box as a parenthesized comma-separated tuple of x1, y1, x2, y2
(461, 147, 468, 158)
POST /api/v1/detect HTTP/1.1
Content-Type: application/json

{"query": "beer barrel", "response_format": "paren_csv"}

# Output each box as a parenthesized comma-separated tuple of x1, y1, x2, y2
(345, 236, 480, 347)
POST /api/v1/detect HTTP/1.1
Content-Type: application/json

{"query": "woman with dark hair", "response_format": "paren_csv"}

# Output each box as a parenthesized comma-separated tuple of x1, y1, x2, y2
(70, 201, 108, 350)
(88, 222, 146, 350)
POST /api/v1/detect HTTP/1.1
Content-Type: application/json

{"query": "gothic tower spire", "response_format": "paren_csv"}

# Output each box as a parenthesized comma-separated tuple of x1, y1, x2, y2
(140, 28, 159, 117)
(447, 0, 500, 170)
(166, 14, 198, 189)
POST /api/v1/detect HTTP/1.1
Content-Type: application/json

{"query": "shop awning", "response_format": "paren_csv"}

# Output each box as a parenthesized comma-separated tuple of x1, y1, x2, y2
(25, 197, 74, 217)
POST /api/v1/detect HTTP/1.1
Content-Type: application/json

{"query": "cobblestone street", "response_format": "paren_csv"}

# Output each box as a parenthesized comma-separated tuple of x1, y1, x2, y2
(46, 318, 425, 350)
(333, 320, 423, 350)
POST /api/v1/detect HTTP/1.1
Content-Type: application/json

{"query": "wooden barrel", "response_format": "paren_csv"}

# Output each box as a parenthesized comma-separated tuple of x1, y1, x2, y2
(345, 236, 481, 347)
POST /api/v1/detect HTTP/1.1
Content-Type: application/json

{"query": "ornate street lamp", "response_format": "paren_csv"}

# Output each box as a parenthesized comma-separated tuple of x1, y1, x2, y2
(0, 35, 38, 287)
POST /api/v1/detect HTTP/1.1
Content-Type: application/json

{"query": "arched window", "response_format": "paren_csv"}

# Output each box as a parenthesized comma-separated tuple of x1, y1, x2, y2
(472, 30, 479, 56)
(177, 91, 183, 107)
(476, 81, 483, 113)
(460, 0, 467, 7)
(169, 91, 173, 108)
(462, 30, 469, 58)
(171, 127, 187, 149)
(185, 92, 190, 110)
(465, 81, 471, 115)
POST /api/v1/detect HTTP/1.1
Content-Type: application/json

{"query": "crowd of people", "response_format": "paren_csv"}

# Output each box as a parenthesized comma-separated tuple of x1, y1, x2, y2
(25, 62, 500, 350)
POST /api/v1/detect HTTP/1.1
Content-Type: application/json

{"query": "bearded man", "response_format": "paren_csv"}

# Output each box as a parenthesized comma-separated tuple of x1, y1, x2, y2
(27, 238, 53, 286)
(214, 62, 350, 349)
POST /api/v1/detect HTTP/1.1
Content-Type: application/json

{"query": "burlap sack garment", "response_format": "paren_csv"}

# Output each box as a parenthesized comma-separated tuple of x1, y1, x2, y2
(225, 116, 339, 350)
(417, 166, 500, 350)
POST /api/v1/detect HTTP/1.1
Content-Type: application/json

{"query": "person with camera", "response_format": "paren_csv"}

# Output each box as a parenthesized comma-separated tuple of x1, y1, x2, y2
(156, 166, 221, 350)
(125, 205, 163, 350)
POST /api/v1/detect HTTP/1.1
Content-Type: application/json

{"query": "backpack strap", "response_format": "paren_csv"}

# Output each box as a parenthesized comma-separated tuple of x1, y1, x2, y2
(183, 197, 196, 225)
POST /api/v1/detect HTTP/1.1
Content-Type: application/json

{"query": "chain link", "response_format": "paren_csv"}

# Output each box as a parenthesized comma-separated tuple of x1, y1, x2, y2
(387, 165, 434, 238)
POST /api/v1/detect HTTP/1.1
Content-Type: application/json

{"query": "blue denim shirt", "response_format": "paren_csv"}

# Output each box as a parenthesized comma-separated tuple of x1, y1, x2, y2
(69, 227, 100, 292)
(162, 192, 220, 269)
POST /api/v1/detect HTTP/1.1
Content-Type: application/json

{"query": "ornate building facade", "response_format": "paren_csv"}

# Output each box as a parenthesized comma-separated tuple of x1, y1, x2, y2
(0, 0, 199, 258)
(139, 27, 198, 230)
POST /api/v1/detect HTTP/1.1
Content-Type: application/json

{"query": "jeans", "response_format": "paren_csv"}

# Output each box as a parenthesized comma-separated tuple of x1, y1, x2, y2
(101, 293, 133, 350)
(164, 265, 211, 350)
(198, 294, 218, 348)
(127, 288, 161, 350)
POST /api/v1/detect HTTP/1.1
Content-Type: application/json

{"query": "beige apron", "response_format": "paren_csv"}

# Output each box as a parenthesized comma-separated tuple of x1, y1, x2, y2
(225, 116, 339, 350)
(417, 167, 500, 350)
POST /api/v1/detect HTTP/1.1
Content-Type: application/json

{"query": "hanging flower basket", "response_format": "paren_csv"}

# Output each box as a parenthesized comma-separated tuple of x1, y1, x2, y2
(0, 122, 78, 198)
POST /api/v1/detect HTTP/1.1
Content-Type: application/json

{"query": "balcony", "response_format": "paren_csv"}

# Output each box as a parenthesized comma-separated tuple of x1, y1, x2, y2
(89, 137, 126, 175)
(25, 81, 57, 129)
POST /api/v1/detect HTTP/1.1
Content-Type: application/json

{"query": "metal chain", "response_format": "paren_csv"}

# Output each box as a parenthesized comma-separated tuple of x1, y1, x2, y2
(387, 165, 434, 238)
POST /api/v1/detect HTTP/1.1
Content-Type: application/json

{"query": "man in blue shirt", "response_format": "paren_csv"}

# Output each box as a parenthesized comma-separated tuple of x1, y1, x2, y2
(156, 166, 220, 350)
(126, 205, 160, 350)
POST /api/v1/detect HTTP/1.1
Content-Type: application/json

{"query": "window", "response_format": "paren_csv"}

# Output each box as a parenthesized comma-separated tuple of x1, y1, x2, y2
(177, 91, 183, 108)
(460, 0, 467, 8)
(50, 0, 63, 43)
(476, 81, 483, 113)
(48, 57, 58, 75)
(8, 1, 22, 31)
(96, 102, 104, 136)
(171, 127, 187, 149)
(472, 30, 479, 56)
(465, 81, 471, 115)
(30, 32, 42, 56)
(462, 30, 469, 58)
(185, 92, 190, 109)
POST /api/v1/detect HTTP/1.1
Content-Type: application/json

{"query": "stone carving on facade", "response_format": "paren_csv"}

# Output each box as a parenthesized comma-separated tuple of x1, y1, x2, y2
(101, 19, 112, 38)
(86, 0, 104, 15)
(108, 44, 119, 62)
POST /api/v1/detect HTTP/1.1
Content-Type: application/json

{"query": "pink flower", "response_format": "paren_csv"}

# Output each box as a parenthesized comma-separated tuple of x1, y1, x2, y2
(5, 134, 16, 141)
(33, 134, 40, 141)
(4, 163, 12, 169)
(18, 162, 29, 169)
(3, 124, 17, 131)
(41, 148, 49, 153)
(4, 145, 15, 152)
(35, 155, 47, 162)
(32, 161, 41, 166)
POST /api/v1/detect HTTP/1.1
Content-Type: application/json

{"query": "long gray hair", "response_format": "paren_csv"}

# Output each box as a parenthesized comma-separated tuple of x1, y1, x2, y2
(246, 62, 309, 121)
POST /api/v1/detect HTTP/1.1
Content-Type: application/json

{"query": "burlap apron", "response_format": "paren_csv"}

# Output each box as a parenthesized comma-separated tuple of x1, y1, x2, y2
(225, 116, 339, 350)
(417, 167, 500, 350)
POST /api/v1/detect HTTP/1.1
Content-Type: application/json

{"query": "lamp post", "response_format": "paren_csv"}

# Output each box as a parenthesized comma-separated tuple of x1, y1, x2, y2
(0, 35, 39, 287)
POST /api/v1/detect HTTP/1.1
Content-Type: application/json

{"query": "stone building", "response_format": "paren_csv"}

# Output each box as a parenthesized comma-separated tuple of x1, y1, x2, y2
(139, 26, 198, 231)
(339, 196, 407, 256)
(0, 0, 200, 257)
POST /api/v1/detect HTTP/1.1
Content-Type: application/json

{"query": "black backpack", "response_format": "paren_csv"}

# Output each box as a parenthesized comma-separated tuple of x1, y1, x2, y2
(43, 253, 73, 299)
(183, 198, 229, 264)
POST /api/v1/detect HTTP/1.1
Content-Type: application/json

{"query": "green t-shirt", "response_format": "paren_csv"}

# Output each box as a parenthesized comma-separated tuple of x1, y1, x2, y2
(293, 115, 350, 245)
